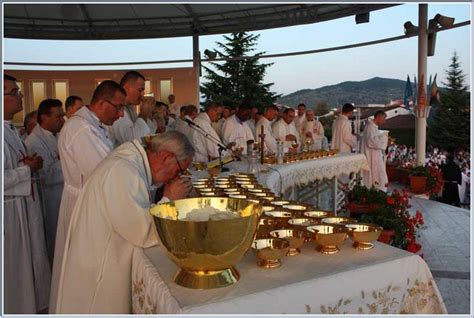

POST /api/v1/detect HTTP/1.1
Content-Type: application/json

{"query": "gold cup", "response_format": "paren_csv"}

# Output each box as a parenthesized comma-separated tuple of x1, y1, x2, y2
(288, 218, 317, 242)
(271, 200, 291, 207)
(322, 217, 357, 225)
(251, 238, 290, 269)
(256, 217, 278, 239)
(150, 197, 261, 289)
(270, 229, 306, 256)
(345, 223, 383, 250)
(303, 210, 331, 222)
(307, 224, 348, 255)
(264, 210, 293, 227)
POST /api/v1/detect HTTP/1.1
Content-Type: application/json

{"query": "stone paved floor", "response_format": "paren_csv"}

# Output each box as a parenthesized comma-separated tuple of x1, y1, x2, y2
(390, 184, 471, 314)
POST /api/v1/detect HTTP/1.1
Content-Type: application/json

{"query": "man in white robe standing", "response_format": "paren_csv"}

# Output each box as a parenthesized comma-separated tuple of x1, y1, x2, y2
(221, 103, 255, 155)
(175, 105, 198, 143)
(4, 74, 51, 313)
(361, 110, 389, 192)
(64, 95, 83, 120)
(294, 103, 307, 139)
(50, 80, 126, 312)
(54, 132, 194, 313)
(25, 98, 65, 263)
(331, 103, 357, 153)
(193, 103, 228, 162)
(109, 71, 150, 145)
(273, 108, 300, 152)
(303, 109, 325, 150)
(256, 104, 279, 154)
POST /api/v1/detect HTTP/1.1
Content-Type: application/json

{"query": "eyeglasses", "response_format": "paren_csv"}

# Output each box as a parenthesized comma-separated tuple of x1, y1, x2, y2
(175, 155, 191, 177)
(4, 89, 23, 97)
(104, 99, 125, 112)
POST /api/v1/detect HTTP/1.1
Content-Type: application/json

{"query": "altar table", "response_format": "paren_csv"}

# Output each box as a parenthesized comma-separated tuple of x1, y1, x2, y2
(132, 241, 446, 314)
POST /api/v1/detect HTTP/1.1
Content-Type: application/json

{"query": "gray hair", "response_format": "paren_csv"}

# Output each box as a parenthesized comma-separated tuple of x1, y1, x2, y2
(148, 131, 194, 161)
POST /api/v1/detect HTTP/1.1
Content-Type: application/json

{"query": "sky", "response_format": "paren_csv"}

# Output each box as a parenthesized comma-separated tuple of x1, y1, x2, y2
(3, 3, 471, 96)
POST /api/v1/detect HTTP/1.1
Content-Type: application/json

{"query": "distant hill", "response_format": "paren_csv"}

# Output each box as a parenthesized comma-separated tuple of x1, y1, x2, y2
(277, 77, 407, 107)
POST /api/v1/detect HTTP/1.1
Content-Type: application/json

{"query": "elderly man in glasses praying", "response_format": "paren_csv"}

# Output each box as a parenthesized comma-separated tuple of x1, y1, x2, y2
(53, 131, 193, 314)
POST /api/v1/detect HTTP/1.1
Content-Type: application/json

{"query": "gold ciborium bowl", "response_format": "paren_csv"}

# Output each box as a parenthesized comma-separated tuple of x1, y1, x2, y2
(270, 229, 306, 256)
(303, 210, 332, 223)
(256, 217, 278, 239)
(322, 217, 357, 225)
(307, 224, 348, 255)
(251, 238, 290, 269)
(270, 200, 291, 207)
(288, 218, 317, 242)
(345, 223, 383, 250)
(264, 210, 293, 227)
(283, 203, 309, 217)
(150, 197, 261, 289)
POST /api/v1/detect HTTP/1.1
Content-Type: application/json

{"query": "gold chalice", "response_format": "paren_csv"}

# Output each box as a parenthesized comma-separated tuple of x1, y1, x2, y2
(261, 205, 275, 212)
(228, 194, 248, 199)
(288, 218, 317, 242)
(251, 238, 290, 269)
(345, 223, 383, 250)
(150, 197, 261, 289)
(271, 200, 291, 207)
(264, 210, 293, 227)
(270, 229, 306, 256)
(322, 217, 357, 225)
(241, 184, 261, 189)
(307, 224, 348, 255)
(194, 184, 213, 189)
(283, 203, 309, 217)
(303, 210, 331, 222)
(256, 217, 278, 239)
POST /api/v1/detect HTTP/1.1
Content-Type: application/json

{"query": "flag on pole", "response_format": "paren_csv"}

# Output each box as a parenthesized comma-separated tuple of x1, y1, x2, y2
(413, 75, 418, 107)
(418, 74, 427, 112)
(430, 73, 440, 105)
(403, 75, 413, 110)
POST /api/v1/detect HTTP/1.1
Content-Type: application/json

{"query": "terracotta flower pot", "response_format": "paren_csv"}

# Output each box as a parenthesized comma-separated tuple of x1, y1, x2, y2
(377, 229, 395, 244)
(409, 175, 427, 194)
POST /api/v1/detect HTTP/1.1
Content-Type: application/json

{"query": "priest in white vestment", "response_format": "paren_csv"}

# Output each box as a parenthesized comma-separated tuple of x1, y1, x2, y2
(54, 132, 194, 313)
(361, 111, 389, 192)
(193, 104, 229, 162)
(64, 95, 83, 120)
(294, 103, 307, 139)
(110, 71, 150, 146)
(139, 96, 158, 133)
(51, 80, 127, 312)
(331, 103, 357, 153)
(212, 105, 232, 137)
(303, 109, 325, 150)
(4, 74, 51, 313)
(256, 104, 279, 153)
(175, 105, 198, 143)
(221, 105, 255, 155)
(272, 108, 300, 152)
(25, 99, 65, 262)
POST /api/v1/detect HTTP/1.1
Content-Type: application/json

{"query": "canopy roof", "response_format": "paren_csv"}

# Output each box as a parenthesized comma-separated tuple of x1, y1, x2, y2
(4, 3, 397, 40)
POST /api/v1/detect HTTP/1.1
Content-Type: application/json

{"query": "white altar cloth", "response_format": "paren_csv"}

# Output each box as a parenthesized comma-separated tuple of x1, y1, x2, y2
(132, 241, 446, 314)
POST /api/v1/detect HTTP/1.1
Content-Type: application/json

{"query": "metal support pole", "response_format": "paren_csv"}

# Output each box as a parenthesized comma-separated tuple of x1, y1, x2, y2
(332, 176, 338, 215)
(192, 34, 200, 109)
(416, 4, 428, 166)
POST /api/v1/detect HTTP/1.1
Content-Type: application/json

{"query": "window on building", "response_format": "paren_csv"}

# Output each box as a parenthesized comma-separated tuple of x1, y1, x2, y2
(12, 81, 24, 125)
(53, 80, 68, 105)
(31, 80, 46, 109)
(160, 79, 172, 103)
(145, 79, 152, 95)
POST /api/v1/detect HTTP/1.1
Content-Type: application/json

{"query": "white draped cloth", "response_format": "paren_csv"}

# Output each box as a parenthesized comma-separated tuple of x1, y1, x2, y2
(221, 115, 255, 155)
(361, 119, 388, 192)
(132, 242, 446, 314)
(54, 140, 159, 314)
(303, 119, 325, 150)
(255, 116, 277, 154)
(331, 114, 357, 153)
(272, 119, 300, 152)
(25, 124, 64, 262)
(109, 106, 150, 146)
(4, 121, 51, 313)
(193, 112, 225, 162)
(51, 106, 114, 312)
(175, 115, 195, 143)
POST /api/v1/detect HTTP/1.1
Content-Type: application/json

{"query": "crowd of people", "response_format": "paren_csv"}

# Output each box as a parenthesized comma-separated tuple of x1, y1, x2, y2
(4, 68, 465, 314)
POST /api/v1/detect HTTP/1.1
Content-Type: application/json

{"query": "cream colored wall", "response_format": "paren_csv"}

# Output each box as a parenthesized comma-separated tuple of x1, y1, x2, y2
(7, 67, 199, 124)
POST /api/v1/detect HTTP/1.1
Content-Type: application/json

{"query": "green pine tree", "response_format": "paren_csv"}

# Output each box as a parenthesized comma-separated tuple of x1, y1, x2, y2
(428, 52, 470, 151)
(200, 32, 280, 110)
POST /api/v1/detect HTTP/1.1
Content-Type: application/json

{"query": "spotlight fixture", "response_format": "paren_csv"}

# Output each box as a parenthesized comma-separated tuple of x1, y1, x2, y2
(203, 49, 217, 60)
(433, 13, 455, 28)
(404, 21, 419, 37)
(355, 12, 370, 24)
(427, 19, 438, 57)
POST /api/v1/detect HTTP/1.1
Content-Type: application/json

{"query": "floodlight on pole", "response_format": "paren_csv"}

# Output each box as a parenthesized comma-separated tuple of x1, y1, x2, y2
(355, 12, 370, 24)
(433, 13, 455, 28)
(203, 49, 217, 60)
(404, 21, 419, 37)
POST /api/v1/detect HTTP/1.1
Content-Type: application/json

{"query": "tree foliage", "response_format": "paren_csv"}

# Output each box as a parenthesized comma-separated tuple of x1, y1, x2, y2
(428, 52, 470, 151)
(200, 32, 280, 110)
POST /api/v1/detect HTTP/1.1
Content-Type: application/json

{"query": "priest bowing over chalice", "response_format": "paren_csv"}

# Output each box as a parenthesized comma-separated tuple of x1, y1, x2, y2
(53, 132, 194, 314)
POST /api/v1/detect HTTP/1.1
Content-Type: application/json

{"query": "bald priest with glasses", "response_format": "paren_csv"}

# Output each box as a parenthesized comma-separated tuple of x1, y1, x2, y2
(52, 132, 193, 314)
